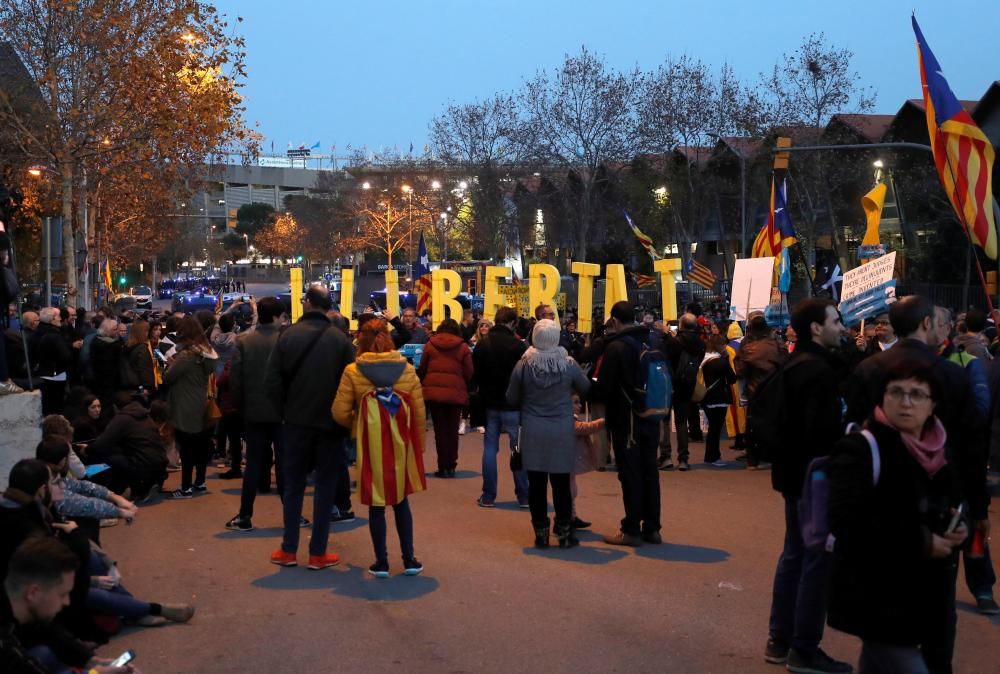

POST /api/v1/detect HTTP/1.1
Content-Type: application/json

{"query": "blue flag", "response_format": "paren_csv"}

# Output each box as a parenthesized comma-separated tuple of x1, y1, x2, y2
(309, 140, 320, 150)
(414, 232, 430, 279)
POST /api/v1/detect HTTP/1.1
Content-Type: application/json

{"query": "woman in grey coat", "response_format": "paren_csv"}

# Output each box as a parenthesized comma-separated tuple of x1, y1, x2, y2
(506, 319, 589, 548)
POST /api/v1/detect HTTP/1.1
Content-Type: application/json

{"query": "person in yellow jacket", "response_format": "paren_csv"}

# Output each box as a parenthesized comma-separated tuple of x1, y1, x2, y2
(332, 318, 427, 578)
(725, 322, 748, 449)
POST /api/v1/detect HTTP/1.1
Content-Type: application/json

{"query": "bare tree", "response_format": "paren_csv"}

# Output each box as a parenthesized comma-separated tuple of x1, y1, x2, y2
(518, 46, 644, 261)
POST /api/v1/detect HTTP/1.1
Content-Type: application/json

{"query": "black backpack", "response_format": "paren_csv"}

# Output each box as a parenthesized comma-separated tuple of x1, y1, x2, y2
(674, 348, 700, 389)
(746, 353, 817, 462)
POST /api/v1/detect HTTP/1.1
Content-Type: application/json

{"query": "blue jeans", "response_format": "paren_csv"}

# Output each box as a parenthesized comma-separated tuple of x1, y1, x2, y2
(481, 408, 528, 504)
(280, 424, 346, 556)
(769, 496, 830, 652)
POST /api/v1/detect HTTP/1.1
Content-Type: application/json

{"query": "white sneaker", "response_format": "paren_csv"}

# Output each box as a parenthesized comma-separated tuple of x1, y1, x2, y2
(458, 420, 466, 435)
(475, 426, 485, 434)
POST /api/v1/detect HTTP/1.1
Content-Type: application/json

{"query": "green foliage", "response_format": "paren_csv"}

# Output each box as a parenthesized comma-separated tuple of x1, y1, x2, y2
(235, 202, 275, 238)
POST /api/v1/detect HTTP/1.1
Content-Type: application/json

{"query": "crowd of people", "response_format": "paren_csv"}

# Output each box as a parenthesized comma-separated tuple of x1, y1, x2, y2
(1, 284, 998, 674)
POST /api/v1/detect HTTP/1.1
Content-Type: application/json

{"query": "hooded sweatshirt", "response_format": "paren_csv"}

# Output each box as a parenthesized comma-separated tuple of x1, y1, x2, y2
(332, 351, 426, 443)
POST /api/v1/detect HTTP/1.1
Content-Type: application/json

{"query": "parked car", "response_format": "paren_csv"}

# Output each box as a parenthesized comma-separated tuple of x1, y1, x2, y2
(130, 285, 153, 309)
(158, 279, 177, 299)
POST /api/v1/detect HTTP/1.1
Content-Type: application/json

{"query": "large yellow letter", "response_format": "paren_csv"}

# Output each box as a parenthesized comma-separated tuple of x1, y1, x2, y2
(290, 267, 303, 323)
(528, 264, 561, 323)
(603, 264, 628, 321)
(339, 268, 356, 331)
(653, 258, 682, 321)
(384, 270, 400, 316)
(484, 266, 512, 322)
(431, 269, 463, 329)
(571, 262, 600, 334)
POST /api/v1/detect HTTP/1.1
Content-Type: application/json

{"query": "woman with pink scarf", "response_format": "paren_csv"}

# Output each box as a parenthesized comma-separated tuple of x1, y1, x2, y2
(827, 360, 967, 674)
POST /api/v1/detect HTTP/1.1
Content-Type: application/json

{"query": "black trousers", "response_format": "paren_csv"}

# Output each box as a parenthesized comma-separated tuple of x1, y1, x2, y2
(704, 407, 728, 462)
(369, 498, 414, 563)
(216, 414, 243, 468)
(176, 428, 212, 490)
(240, 421, 283, 518)
(527, 470, 572, 524)
(609, 417, 661, 536)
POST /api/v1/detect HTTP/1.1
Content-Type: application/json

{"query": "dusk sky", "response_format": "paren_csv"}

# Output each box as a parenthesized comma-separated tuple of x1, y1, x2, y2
(212, 0, 1000, 155)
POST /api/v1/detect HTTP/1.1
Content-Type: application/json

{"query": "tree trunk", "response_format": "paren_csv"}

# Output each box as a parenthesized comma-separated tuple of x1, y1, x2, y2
(60, 159, 77, 299)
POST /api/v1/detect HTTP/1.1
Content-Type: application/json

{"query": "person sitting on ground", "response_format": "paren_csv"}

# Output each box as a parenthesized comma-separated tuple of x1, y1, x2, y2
(40, 416, 87, 481)
(84, 391, 168, 500)
(35, 440, 137, 533)
(332, 318, 426, 578)
(0, 537, 136, 674)
(71, 394, 106, 447)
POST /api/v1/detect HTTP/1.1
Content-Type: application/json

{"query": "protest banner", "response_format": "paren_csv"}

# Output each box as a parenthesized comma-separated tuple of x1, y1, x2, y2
(729, 257, 775, 321)
(838, 252, 897, 326)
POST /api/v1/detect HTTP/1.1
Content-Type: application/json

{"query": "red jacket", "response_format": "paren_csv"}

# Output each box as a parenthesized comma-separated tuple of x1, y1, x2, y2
(417, 332, 473, 405)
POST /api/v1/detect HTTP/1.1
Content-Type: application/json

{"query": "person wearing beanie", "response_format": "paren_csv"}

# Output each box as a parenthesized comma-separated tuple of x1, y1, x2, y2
(506, 319, 590, 549)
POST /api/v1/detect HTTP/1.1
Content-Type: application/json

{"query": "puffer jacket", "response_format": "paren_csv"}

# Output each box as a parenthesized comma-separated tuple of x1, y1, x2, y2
(332, 351, 425, 445)
(86, 400, 168, 478)
(416, 332, 473, 405)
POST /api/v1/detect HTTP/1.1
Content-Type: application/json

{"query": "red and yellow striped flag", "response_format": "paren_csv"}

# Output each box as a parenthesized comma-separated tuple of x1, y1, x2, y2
(357, 389, 427, 507)
(914, 16, 997, 259)
(624, 211, 659, 260)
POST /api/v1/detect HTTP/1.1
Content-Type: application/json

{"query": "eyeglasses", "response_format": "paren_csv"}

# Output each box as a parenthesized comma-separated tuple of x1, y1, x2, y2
(885, 386, 932, 404)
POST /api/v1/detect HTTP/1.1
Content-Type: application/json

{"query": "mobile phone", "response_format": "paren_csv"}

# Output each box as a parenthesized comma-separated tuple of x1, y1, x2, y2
(111, 649, 135, 667)
(947, 503, 964, 533)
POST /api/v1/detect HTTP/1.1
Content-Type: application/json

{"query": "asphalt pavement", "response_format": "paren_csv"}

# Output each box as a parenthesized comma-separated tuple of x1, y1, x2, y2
(96, 429, 1000, 674)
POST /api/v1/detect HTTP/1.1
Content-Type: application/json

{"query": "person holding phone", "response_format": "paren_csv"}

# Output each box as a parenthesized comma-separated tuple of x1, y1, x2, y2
(827, 360, 966, 674)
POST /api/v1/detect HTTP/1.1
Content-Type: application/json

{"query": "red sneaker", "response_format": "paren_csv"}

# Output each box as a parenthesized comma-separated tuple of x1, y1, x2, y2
(307, 552, 340, 570)
(269, 549, 297, 567)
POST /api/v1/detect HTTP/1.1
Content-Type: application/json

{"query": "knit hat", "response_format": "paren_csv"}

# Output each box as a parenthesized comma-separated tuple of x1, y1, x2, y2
(531, 319, 560, 350)
(727, 322, 744, 340)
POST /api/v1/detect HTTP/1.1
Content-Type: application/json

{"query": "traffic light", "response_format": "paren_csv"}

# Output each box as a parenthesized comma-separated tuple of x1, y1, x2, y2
(227, 208, 237, 229)
(296, 255, 303, 263)
(119, 276, 126, 285)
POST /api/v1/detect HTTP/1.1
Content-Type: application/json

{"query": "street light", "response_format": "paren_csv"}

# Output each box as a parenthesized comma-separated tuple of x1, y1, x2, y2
(873, 159, 884, 184)
(361, 181, 371, 190)
(458, 181, 468, 190)
(431, 180, 441, 190)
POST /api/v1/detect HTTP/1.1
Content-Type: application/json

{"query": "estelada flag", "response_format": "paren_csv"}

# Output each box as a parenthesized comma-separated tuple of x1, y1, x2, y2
(213, 287, 224, 313)
(913, 16, 997, 259)
(414, 232, 432, 315)
(103, 259, 112, 290)
(752, 172, 797, 258)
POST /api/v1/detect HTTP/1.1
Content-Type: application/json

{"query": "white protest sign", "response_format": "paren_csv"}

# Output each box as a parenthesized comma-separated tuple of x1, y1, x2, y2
(729, 257, 775, 321)
(840, 252, 896, 303)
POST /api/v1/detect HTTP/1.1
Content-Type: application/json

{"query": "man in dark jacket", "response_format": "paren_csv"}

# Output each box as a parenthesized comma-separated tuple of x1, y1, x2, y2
(86, 319, 122, 422)
(598, 301, 665, 547)
(264, 286, 354, 569)
(659, 313, 705, 471)
(225, 297, 283, 532)
(86, 391, 168, 499)
(765, 299, 851, 674)
(846, 295, 995, 665)
(471, 306, 528, 507)
(34, 309, 72, 416)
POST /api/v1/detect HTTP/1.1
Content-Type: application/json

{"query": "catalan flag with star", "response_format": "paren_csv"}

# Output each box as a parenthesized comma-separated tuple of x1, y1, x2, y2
(686, 259, 717, 290)
(913, 16, 997, 259)
(414, 232, 432, 315)
(752, 172, 797, 259)
(624, 211, 659, 260)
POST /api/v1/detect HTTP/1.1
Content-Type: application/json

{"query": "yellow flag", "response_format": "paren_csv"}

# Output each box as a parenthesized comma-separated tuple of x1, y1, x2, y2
(861, 183, 887, 247)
